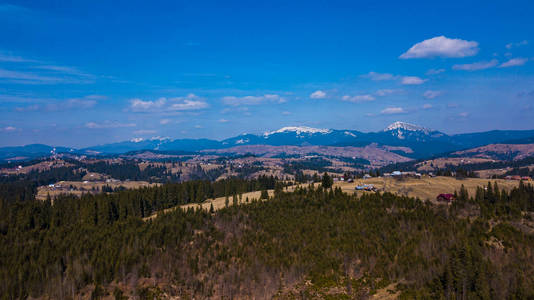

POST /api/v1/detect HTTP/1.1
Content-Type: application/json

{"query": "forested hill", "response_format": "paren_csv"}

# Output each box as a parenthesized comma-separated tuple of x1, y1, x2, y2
(1, 180, 534, 299)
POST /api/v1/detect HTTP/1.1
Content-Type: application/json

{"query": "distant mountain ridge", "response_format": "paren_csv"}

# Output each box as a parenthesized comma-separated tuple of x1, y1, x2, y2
(2, 122, 534, 161)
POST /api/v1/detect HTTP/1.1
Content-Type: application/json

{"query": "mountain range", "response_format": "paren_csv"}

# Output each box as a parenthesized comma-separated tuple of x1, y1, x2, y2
(2, 122, 534, 162)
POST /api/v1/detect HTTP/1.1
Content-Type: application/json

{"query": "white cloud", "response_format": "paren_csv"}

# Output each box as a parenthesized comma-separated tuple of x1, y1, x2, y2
(218, 118, 229, 123)
(499, 57, 528, 68)
(362, 71, 395, 81)
(130, 98, 166, 111)
(423, 104, 433, 109)
(401, 76, 426, 85)
(130, 94, 208, 112)
(310, 90, 327, 99)
(506, 40, 528, 49)
(169, 99, 208, 111)
(341, 94, 375, 103)
(381, 107, 406, 115)
(375, 89, 401, 96)
(1, 126, 17, 132)
(400, 36, 479, 59)
(363, 72, 426, 85)
(426, 68, 445, 75)
(452, 59, 498, 71)
(423, 90, 443, 99)
(160, 119, 171, 125)
(222, 94, 285, 106)
(85, 121, 136, 129)
(281, 111, 291, 115)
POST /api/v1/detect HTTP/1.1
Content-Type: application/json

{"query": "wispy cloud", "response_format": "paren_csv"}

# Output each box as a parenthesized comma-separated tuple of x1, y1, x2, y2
(218, 118, 229, 123)
(34, 65, 94, 78)
(85, 121, 136, 129)
(130, 94, 209, 112)
(426, 68, 445, 75)
(0, 50, 97, 84)
(506, 40, 528, 49)
(401, 76, 426, 85)
(375, 89, 400, 96)
(1, 126, 17, 132)
(310, 90, 327, 99)
(0, 51, 37, 63)
(133, 129, 157, 135)
(381, 107, 406, 115)
(499, 57, 528, 68)
(222, 94, 285, 106)
(15, 95, 105, 112)
(423, 90, 443, 99)
(452, 59, 498, 71)
(0, 68, 64, 84)
(341, 94, 375, 103)
(361, 71, 395, 81)
(362, 72, 427, 85)
(400, 36, 479, 59)
(423, 104, 433, 109)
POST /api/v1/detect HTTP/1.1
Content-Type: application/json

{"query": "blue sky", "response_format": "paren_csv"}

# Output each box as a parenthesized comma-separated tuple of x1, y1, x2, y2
(1, 0, 533, 147)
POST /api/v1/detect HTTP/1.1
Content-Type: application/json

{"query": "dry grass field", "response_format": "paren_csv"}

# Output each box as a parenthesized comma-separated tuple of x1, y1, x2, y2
(0, 159, 75, 175)
(415, 157, 497, 172)
(143, 189, 276, 221)
(334, 176, 522, 201)
(142, 176, 525, 221)
(36, 180, 158, 201)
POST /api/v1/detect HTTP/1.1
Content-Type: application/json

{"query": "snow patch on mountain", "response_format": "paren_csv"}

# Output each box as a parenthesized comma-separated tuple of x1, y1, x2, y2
(149, 136, 170, 141)
(384, 122, 431, 134)
(235, 138, 249, 144)
(130, 138, 144, 143)
(264, 126, 332, 137)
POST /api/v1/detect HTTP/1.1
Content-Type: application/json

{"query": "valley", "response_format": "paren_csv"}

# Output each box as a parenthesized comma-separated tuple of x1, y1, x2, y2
(2, 122, 534, 299)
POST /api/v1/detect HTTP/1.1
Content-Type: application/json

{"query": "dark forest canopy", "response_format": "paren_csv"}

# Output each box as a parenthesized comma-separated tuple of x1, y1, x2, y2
(1, 177, 534, 299)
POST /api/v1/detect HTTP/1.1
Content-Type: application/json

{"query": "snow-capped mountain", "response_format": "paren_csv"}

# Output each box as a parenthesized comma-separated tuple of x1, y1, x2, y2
(263, 126, 332, 137)
(381, 121, 447, 141)
(384, 121, 431, 135)
(4, 122, 534, 161)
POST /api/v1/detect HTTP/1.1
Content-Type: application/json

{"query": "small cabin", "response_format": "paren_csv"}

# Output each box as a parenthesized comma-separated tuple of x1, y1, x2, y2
(436, 193, 455, 202)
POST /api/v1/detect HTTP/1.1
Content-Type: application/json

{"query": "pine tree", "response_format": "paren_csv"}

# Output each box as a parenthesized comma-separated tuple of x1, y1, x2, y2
(322, 172, 333, 189)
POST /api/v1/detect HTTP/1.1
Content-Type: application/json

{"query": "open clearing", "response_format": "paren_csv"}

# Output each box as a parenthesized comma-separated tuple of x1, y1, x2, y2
(36, 180, 158, 201)
(335, 176, 523, 201)
(143, 176, 525, 221)
(143, 189, 276, 221)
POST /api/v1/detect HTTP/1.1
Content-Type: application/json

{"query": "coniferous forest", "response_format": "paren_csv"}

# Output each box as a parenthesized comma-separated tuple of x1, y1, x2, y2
(1, 178, 534, 299)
